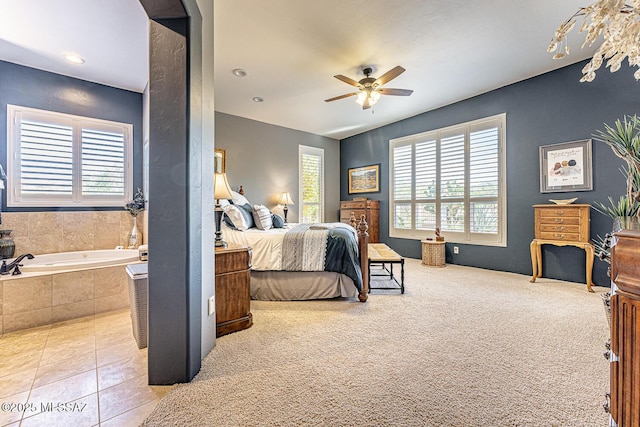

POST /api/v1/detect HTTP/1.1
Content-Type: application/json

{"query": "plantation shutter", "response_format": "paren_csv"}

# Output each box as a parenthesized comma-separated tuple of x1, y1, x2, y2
(299, 145, 324, 223)
(415, 139, 437, 231)
(469, 125, 499, 233)
(7, 105, 132, 207)
(389, 113, 505, 246)
(392, 144, 412, 229)
(19, 119, 74, 195)
(82, 128, 126, 196)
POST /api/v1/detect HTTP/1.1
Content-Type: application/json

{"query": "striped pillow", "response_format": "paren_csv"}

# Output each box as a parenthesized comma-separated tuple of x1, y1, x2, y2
(252, 205, 273, 230)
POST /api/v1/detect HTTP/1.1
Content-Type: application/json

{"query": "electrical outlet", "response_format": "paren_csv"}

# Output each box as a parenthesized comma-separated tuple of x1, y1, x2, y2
(208, 296, 215, 316)
(453, 246, 459, 254)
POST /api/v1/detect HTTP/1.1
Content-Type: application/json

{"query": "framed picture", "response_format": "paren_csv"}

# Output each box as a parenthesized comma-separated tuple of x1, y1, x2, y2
(214, 148, 226, 173)
(539, 139, 593, 193)
(348, 163, 380, 194)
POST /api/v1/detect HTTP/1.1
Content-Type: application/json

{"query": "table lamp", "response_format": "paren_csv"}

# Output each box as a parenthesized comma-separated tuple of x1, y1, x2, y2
(214, 173, 234, 247)
(279, 192, 294, 223)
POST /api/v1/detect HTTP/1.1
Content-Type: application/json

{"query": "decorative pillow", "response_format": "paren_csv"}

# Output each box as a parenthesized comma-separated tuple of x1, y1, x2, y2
(222, 213, 237, 230)
(271, 213, 285, 228)
(252, 205, 273, 230)
(236, 203, 255, 229)
(222, 204, 251, 231)
(231, 190, 250, 206)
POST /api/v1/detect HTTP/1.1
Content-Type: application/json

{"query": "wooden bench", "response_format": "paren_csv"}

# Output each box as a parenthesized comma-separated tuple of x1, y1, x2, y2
(368, 243, 405, 294)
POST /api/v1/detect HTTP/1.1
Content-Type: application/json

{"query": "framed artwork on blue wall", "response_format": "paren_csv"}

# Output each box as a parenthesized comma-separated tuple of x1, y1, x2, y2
(539, 139, 593, 193)
(348, 163, 380, 194)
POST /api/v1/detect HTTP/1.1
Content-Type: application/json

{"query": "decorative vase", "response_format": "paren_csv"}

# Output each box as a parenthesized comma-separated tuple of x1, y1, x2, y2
(128, 216, 142, 248)
(0, 230, 16, 259)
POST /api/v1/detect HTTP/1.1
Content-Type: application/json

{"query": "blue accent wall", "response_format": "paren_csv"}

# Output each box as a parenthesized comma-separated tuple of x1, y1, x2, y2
(0, 60, 143, 211)
(341, 60, 640, 287)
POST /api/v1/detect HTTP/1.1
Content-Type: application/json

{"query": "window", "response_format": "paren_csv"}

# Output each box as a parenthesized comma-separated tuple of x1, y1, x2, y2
(299, 145, 324, 223)
(390, 113, 506, 246)
(7, 105, 133, 207)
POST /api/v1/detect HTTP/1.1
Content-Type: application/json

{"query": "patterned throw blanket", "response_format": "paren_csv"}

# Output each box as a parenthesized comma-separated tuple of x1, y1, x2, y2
(281, 223, 362, 291)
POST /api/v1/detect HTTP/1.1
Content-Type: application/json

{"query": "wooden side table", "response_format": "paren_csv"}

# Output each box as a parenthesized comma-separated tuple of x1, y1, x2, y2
(215, 244, 253, 337)
(529, 204, 594, 292)
(422, 240, 446, 267)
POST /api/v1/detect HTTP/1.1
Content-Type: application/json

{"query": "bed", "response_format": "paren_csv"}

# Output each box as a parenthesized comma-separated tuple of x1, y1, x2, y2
(219, 192, 369, 302)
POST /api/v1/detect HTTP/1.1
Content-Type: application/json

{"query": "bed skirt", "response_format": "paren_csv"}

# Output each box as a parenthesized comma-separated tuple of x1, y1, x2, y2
(250, 271, 357, 301)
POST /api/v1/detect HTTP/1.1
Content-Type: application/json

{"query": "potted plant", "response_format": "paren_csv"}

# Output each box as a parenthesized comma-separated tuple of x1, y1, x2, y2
(592, 115, 640, 261)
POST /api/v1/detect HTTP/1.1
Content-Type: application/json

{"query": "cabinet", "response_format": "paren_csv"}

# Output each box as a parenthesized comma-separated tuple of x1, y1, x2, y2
(340, 199, 379, 243)
(215, 244, 252, 337)
(529, 204, 594, 292)
(609, 229, 640, 426)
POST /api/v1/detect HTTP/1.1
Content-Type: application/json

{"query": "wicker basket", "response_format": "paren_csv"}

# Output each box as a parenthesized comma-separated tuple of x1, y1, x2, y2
(422, 241, 446, 267)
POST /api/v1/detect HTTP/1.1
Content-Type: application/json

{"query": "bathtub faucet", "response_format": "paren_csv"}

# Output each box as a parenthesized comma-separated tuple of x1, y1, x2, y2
(0, 253, 34, 275)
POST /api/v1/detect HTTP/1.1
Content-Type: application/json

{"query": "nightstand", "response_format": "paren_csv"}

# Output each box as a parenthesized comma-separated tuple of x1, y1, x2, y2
(215, 244, 252, 337)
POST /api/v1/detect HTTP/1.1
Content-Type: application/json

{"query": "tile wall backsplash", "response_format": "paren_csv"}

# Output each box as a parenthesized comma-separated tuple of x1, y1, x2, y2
(0, 211, 146, 255)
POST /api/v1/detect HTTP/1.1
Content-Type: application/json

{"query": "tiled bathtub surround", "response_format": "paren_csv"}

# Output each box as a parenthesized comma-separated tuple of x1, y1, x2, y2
(1, 265, 130, 335)
(0, 211, 146, 256)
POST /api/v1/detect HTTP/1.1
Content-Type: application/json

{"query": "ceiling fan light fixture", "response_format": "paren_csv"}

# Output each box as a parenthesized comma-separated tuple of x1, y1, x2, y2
(355, 89, 380, 107)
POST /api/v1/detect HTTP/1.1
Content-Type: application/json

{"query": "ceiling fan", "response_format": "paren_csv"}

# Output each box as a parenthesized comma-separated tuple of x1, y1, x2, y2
(324, 66, 413, 110)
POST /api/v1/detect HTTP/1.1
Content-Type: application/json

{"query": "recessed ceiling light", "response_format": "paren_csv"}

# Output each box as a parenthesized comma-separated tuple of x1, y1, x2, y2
(232, 68, 247, 77)
(64, 54, 85, 64)
(252, 97, 264, 103)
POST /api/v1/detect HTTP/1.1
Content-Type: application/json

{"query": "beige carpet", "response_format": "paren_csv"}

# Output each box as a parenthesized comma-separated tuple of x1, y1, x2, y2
(144, 259, 610, 426)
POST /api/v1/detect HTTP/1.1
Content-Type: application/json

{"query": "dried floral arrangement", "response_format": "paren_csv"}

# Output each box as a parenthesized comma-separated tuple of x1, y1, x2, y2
(548, 0, 640, 81)
(125, 188, 146, 217)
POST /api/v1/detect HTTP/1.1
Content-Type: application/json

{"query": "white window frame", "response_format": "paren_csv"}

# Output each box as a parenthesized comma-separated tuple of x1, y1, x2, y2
(389, 113, 507, 247)
(7, 105, 133, 208)
(298, 145, 324, 223)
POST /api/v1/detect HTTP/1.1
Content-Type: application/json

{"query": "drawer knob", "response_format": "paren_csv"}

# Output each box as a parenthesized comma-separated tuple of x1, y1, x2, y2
(554, 218, 564, 224)
(555, 210, 565, 215)
(555, 226, 565, 231)
(553, 234, 565, 239)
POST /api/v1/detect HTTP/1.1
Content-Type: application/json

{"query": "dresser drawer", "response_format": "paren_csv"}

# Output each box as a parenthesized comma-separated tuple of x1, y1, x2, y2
(539, 216, 582, 226)
(539, 224, 580, 233)
(538, 208, 582, 218)
(341, 209, 366, 220)
(341, 201, 367, 209)
(539, 231, 582, 241)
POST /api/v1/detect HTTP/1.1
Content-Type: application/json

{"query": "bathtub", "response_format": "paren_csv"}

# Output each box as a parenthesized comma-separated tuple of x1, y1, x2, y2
(1, 249, 143, 334)
(18, 249, 140, 273)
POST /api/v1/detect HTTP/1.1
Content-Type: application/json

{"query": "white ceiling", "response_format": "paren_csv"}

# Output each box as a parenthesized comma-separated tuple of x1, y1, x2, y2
(0, 0, 596, 140)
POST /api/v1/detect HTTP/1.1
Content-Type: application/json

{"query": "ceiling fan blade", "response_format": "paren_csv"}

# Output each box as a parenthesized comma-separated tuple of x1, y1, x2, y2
(324, 92, 358, 102)
(334, 74, 361, 87)
(378, 88, 413, 96)
(373, 66, 405, 86)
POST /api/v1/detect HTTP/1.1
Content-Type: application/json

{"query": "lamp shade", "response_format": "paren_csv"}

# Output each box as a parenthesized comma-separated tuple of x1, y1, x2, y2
(214, 173, 234, 200)
(279, 192, 294, 205)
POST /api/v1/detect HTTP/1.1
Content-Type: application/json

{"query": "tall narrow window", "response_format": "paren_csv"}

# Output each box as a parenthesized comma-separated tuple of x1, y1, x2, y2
(299, 145, 324, 223)
(390, 113, 506, 246)
(7, 105, 133, 207)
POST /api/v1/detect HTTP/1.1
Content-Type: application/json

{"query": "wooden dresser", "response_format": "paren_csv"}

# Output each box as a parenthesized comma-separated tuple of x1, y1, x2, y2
(215, 244, 252, 337)
(529, 204, 594, 292)
(608, 228, 640, 426)
(340, 199, 379, 243)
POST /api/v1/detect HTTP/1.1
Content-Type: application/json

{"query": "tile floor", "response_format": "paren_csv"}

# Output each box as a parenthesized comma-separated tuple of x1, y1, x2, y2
(0, 309, 172, 426)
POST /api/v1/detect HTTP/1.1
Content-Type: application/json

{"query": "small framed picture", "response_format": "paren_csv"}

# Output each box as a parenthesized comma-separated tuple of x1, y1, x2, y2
(539, 139, 593, 193)
(348, 164, 380, 194)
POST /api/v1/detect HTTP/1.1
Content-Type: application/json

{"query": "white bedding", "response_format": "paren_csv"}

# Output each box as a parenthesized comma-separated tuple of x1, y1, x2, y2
(221, 222, 356, 271)
(221, 222, 289, 270)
